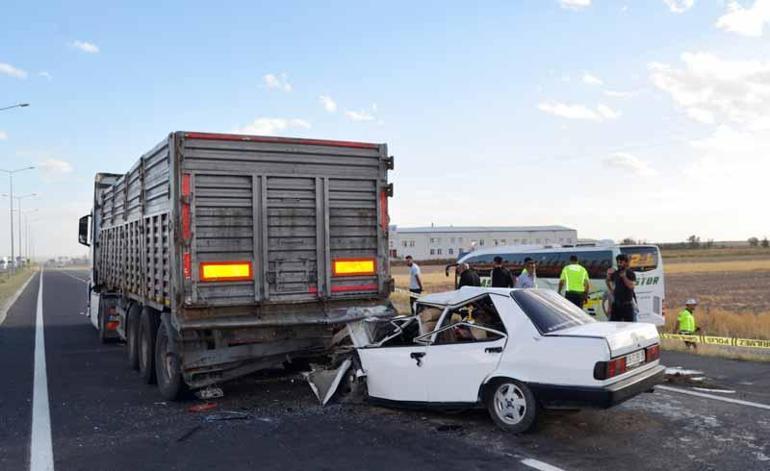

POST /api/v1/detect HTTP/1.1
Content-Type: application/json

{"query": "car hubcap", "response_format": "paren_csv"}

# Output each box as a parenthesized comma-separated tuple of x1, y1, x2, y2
(494, 384, 527, 425)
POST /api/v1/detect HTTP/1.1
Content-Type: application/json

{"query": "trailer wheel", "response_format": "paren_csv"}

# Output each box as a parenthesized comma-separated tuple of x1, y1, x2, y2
(138, 308, 160, 384)
(126, 304, 142, 370)
(155, 322, 186, 400)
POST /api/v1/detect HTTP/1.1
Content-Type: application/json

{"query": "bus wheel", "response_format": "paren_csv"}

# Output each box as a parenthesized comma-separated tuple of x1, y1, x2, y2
(126, 304, 142, 370)
(155, 322, 186, 400)
(138, 308, 159, 384)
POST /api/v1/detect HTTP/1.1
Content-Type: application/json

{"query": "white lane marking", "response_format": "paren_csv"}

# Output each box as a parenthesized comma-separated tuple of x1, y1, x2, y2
(30, 269, 54, 471)
(521, 458, 566, 471)
(0, 270, 37, 326)
(657, 385, 770, 411)
(57, 270, 88, 284)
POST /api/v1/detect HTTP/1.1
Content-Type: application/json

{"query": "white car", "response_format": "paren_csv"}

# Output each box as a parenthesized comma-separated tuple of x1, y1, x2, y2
(350, 287, 664, 432)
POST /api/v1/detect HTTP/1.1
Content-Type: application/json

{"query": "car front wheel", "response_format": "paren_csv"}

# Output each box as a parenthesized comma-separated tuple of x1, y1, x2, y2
(486, 379, 538, 433)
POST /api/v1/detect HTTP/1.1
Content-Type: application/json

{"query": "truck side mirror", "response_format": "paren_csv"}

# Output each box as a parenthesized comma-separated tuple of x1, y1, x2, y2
(78, 214, 91, 247)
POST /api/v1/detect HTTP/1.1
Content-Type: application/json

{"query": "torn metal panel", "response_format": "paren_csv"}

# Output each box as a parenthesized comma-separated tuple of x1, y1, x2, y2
(305, 358, 353, 405)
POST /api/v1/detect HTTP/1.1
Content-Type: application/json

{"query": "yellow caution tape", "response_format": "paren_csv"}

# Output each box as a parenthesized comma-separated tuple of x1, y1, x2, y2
(660, 333, 770, 350)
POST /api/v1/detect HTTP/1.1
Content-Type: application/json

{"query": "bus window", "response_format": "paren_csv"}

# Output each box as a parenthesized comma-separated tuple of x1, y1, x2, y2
(620, 246, 659, 273)
(579, 250, 613, 278)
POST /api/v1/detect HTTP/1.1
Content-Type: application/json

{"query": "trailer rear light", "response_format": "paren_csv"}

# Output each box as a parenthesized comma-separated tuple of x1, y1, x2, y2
(646, 344, 660, 362)
(181, 173, 192, 242)
(183, 251, 192, 280)
(105, 321, 120, 331)
(199, 261, 253, 282)
(332, 258, 376, 277)
(594, 356, 627, 380)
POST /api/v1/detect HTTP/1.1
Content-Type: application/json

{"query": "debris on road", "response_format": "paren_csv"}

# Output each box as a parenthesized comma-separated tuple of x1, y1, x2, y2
(196, 386, 224, 400)
(305, 358, 353, 405)
(188, 402, 218, 413)
(203, 411, 252, 422)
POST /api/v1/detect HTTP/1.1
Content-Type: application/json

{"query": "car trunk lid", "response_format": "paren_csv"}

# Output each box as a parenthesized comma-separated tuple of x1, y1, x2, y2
(548, 322, 659, 356)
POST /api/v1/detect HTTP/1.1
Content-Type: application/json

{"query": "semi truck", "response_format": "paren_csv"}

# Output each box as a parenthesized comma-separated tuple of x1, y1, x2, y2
(78, 131, 395, 399)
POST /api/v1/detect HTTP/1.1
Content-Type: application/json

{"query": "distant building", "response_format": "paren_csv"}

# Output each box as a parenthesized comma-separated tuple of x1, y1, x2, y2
(390, 225, 578, 261)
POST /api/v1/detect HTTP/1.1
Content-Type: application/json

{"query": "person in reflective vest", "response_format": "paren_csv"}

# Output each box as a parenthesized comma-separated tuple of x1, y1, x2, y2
(558, 255, 590, 309)
(677, 299, 698, 349)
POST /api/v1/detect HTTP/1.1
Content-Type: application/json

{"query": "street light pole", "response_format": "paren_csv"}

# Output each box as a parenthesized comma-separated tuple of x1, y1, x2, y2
(22, 209, 38, 261)
(0, 103, 30, 112)
(12, 194, 37, 263)
(0, 167, 35, 271)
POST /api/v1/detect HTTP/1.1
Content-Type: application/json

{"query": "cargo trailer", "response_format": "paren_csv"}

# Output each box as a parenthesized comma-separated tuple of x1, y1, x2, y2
(78, 131, 395, 399)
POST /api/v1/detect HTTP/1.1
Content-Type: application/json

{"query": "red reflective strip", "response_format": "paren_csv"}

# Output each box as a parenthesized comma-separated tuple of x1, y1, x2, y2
(308, 285, 319, 294)
(183, 252, 192, 280)
(331, 283, 378, 293)
(181, 203, 191, 241)
(181, 173, 191, 197)
(106, 321, 120, 331)
(379, 189, 389, 232)
(184, 132, 379, 150)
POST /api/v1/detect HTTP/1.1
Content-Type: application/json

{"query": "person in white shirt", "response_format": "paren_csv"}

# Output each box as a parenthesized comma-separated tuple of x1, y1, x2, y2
(515, 257, 538, 288)
(405, 255, 423, 314)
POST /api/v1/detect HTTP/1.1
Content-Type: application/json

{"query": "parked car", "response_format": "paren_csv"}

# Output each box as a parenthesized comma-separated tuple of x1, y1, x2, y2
(0, 257, 9, 272)
(347, 287, 665, 433)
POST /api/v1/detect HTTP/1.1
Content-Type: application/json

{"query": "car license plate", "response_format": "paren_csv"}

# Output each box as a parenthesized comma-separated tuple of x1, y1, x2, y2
(626, 350, 645, 368)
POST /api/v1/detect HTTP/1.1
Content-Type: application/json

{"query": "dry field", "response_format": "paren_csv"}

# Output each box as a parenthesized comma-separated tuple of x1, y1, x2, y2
(391, 249, 770, 343)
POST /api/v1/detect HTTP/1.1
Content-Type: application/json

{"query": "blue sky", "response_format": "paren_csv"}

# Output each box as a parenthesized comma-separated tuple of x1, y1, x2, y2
(1, 0, 769, 257)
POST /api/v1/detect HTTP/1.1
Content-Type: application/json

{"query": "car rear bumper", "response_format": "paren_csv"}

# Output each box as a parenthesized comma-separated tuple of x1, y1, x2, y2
(530, 364, 666, 409)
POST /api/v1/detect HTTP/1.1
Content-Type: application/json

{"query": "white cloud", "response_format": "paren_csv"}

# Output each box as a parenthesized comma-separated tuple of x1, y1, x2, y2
(71, 40, 99, 53)
(39, 159, 74, 181)
(603, 153, 656, 176)
(663, 0, 695, 14)
(234, 117, 311, 135)
(582, 72, 604, 86)
(559, 0, 591, 10)
(38, 71, 52, 81)
(649, 52, 770, 128)
(0, 62, 28, 79)
(537, 101, 621, 121)
(319, 95, 337, 113)
(0, 131, 7, 140)
(263, 73, 292, 92)
(344, 110, 375, 122)
(604, 89, 636, 98)
(716, 0, 770, 37)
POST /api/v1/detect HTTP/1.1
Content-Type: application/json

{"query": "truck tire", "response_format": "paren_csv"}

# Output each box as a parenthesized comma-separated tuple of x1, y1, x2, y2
(126, 304, 142, 370)
(486, 379, 539, 433)
(155, 322, 186, 400)
(138, 308, 160, 384)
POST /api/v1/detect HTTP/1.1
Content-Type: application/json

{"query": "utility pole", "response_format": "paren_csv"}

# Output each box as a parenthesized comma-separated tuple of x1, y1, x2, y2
(0, 168, 35, 272)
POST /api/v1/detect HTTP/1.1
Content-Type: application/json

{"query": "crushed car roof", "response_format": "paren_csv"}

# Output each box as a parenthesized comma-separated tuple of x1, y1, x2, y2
(417, 286, 521, 306)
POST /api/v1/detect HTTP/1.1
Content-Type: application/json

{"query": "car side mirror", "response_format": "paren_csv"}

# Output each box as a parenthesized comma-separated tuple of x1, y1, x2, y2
(78, 214, 91, 247)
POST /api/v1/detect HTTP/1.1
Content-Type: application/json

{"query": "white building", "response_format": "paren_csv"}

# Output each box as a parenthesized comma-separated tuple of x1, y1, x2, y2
(389, 225, 578, 261)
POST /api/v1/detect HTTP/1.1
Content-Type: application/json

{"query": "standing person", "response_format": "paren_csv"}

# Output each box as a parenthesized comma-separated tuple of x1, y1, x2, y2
(677, 299, 699, 349)
(558, 255, 590, 308)
(457, 263, 481, 288)
(606, 254, 637, 322)
(405, 255, 422, 314)
(490, 256, 515, 288)
(515, 257, 538, 288)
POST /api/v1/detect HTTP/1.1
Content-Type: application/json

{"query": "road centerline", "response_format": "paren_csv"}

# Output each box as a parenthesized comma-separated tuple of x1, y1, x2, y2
(30, 269, 54, 471)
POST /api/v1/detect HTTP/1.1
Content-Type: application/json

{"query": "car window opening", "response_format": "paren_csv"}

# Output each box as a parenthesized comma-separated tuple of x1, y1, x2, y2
(434, 295, 506, 345)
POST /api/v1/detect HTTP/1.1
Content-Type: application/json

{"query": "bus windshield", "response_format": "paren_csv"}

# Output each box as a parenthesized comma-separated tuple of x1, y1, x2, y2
(620, 246, 659, 273)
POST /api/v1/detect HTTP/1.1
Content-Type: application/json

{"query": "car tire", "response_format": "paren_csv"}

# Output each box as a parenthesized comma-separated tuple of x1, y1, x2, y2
(486, 379, 538, 433)
(138, 308, 160, 384)
(126, 304, 142, 370)
(155, 321, 187, 400)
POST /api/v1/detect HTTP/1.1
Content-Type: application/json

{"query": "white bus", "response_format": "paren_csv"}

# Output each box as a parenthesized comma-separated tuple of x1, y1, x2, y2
(449, 243, 665, 325)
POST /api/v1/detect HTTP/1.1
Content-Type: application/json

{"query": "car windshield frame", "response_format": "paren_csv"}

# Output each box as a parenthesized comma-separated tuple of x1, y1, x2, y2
(510, 289, 596, 334)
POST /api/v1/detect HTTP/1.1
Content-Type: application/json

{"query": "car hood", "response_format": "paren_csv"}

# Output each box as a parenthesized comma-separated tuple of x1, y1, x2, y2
(547, 322, 659, 356)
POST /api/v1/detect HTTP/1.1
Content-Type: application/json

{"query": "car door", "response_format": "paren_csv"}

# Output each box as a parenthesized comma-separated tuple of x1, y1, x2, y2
(358, 345, 429, 402)
(422, 296, 508, 403)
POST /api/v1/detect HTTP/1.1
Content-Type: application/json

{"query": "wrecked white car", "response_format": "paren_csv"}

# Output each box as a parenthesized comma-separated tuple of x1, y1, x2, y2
(326, 287, 665, 433)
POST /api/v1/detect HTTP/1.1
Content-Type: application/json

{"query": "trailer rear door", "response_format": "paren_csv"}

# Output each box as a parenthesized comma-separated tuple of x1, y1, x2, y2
(179, 133, 391, 307)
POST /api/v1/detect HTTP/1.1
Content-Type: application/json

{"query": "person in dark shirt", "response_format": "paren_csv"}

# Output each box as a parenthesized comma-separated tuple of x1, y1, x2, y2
(457, 263, 481, 288)
(606, 254, 637, 322)
(490, 256, 515, 288)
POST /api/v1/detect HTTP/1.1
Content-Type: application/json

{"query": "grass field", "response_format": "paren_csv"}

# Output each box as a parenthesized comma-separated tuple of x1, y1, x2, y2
(391, 249, 770, 347)
(0, 268, 35, 315)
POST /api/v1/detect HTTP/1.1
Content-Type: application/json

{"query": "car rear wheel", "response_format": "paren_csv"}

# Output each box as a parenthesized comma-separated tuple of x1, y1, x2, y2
(155, 322, 187, 400)
(486, 380, 538, 433)
(138, 308, 159, 384)
(126, 304, 142, 370)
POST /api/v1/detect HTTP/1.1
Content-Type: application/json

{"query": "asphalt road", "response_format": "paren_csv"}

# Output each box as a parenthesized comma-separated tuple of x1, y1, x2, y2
(1, 269, 769, 471)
